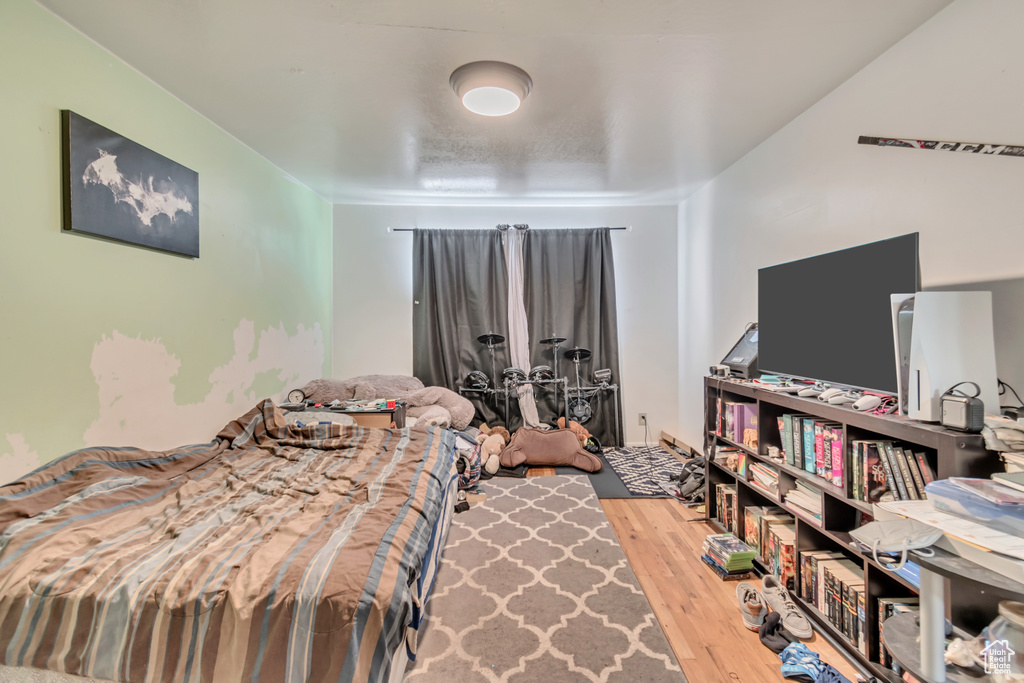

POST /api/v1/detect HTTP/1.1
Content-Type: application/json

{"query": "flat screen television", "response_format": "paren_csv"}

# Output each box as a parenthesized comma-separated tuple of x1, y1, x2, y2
(758, 233, 920, 393)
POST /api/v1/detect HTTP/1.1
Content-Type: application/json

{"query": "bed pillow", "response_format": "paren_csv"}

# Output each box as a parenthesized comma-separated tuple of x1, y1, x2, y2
(300, 375, 425, 403)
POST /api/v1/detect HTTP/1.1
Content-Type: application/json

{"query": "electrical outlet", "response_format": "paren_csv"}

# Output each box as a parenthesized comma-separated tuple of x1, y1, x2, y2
(638, 413, 647, 426)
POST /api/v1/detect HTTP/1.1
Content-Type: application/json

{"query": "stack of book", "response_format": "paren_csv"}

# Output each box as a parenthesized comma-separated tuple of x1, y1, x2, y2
(784, 480, 823, 525)
(777, 414, 845, 490)
(878, 597, 920, 672)
(850, 441, 933, 502)
(715, 483, 738, 533)
(701, 533, 756, 580)
(748, 462, 780, 499)
(743, 506, 792, 564)
(801, 553, 868, 656)
(716, 398, 758, 450)
(765, 523, 797, 590)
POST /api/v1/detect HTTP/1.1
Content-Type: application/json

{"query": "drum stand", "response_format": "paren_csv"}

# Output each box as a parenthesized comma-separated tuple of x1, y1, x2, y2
(459, 332, 510, 424)
(564, 346, 623, 447)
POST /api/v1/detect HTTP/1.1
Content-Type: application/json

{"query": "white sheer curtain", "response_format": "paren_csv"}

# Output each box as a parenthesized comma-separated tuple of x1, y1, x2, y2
(502, 228, 542, 428)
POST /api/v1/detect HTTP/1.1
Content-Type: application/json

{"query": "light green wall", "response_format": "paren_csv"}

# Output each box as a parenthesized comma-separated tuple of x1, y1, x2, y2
(0, 0, 332, 476)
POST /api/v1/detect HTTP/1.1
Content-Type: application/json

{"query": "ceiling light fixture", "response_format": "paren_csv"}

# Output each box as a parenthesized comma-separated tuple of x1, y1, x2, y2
(449, 61, 532, 117)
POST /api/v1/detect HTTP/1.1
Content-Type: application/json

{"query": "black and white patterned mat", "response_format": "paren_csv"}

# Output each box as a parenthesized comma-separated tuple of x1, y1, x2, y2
(603, 446, 686, 497)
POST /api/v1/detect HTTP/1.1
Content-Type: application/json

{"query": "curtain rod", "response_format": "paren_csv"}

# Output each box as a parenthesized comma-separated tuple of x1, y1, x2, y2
(388, 226, 631, 232)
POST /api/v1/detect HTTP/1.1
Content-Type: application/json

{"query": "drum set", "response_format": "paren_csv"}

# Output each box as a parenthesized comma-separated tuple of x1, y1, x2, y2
(458, 331, 621, 444)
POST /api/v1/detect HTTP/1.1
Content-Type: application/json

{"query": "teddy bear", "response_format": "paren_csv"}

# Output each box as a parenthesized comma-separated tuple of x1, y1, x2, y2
(557, 417, 602, 453)
(475, 423, 510, 475)
(557, 416, 591, 446)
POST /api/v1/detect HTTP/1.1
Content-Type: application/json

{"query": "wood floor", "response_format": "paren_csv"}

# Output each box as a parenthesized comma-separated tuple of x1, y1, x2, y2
(527, 467, 861, 683)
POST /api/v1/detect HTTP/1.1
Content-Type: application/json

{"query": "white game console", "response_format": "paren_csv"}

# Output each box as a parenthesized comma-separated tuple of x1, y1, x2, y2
(897, 291, 999, 422)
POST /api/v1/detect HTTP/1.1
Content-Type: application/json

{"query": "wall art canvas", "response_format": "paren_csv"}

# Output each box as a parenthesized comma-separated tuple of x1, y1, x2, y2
(62, 110, 199, 257)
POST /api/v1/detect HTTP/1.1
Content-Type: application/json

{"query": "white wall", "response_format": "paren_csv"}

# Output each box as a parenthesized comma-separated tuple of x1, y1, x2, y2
(677, 0, 1024, 448)
(333, 204, 679, 445)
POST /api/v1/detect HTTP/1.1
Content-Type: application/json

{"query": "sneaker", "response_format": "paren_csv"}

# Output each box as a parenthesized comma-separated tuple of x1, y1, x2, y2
(735, 581, 767, 631)
(761, 575, 813, 639)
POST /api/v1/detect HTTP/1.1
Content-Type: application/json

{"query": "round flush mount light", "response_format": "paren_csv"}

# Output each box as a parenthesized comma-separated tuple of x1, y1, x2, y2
(450, 61, 532, 117)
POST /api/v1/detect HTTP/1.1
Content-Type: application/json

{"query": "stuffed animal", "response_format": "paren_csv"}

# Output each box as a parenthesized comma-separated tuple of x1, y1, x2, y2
(407, 405, 451, 429)
(477, 423, 511, 444)
(478, 432, 506, 475)
(557, 417, 591, 446)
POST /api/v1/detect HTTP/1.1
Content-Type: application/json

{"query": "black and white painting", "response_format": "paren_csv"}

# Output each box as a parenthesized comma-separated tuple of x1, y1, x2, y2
(62, 110, 199, 257)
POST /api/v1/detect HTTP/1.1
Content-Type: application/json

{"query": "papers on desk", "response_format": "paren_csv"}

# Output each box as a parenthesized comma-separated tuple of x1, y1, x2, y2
(875, 499, 1024, 584)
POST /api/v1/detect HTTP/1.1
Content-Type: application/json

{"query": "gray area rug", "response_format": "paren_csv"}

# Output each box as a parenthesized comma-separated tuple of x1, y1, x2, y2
(405, 475, 686, 682)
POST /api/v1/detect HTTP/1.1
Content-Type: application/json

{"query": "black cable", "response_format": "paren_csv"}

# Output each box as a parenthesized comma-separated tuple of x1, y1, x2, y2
(999, 379, 1024, 409)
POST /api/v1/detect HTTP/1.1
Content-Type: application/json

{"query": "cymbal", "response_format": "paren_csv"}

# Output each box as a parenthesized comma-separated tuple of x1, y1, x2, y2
(564, 347, 592, 362)
(476, 332, 505, 346)
(540, 336, 566, 345)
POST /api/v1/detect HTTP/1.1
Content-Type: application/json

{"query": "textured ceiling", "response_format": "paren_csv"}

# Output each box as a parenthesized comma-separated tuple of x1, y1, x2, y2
(39, 0, 953, 205)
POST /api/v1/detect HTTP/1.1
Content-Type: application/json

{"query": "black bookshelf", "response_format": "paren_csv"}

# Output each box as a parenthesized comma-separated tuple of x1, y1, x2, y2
(702, 376, 1000, 682)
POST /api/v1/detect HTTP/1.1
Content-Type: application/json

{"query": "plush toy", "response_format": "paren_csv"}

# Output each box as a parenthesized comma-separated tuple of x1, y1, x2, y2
(477, 423, 511, 444)
(557, 417, 591, 446)
(479, 428, 512, 475)
(407, 405, 451, 429)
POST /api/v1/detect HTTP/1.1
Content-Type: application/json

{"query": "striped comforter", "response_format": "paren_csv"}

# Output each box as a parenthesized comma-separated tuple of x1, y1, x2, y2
(0, 400, 457, 683)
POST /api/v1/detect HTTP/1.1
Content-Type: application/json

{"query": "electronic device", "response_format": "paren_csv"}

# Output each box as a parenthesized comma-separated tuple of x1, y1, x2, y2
(907, 292, 998, 423)
(798, 384, 826, 397)
(710, 364, 730, 378)
(852, 395, 882, 412)
(758, 233, 920, 393)
(828, 391, 860, 405)
(720, 323, 759, 378)
(818, 388, 844, 402)
(890, 294, 915, 414)
(287, 389, 305, 403)
(940, 382, 985, 433)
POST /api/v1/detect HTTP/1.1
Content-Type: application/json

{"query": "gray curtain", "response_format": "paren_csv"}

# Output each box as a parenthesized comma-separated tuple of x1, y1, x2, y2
(524, 228, 622, 446)
(413, 229, 509, 425)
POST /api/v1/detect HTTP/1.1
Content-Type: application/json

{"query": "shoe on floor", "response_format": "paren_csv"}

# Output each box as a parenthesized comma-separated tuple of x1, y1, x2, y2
(735, 581, 767, 631)
(761, 575, 813, 639)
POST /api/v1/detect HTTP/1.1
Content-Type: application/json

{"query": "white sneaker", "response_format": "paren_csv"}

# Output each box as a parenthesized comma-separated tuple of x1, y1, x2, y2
(761, 575, 813, 639)
(735, 582, 767, 631)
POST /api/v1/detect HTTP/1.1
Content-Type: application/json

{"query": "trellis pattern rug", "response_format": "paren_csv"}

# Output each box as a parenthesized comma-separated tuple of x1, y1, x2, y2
(602, 446, 686, 497)
(404, 475, 685, 683)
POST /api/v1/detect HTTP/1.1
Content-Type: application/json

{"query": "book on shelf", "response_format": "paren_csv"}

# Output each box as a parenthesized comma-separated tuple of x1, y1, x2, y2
(714, 483, 739, 533)
(903, 447, 928, 497)
(784, 480, 823, 524)
(901, 446, 925, 499)
(722, 400, 757, 447)
(877, 597, 919, 670)
(881, 442, 912, 500)
(802, 418, 817, 474)
(749, 462, 780, 498)
(777, 415, 789, 464)
(758, 513, 793, 564)
(738, 403, 758, 451)
(828, 425, 845, 493)
(743, 506, 785, 563)
(799, 550, 844, 605)
(770, 523, 797, 590)
(914, 452, 935, 486)
(860, 442, 892, 504)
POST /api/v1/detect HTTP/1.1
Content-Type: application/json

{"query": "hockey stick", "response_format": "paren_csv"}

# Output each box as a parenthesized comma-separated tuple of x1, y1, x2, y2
(858, 135, 1024, 158)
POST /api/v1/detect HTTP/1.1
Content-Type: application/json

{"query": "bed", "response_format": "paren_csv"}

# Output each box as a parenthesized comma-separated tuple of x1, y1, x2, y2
(0, 400, 458, 683)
